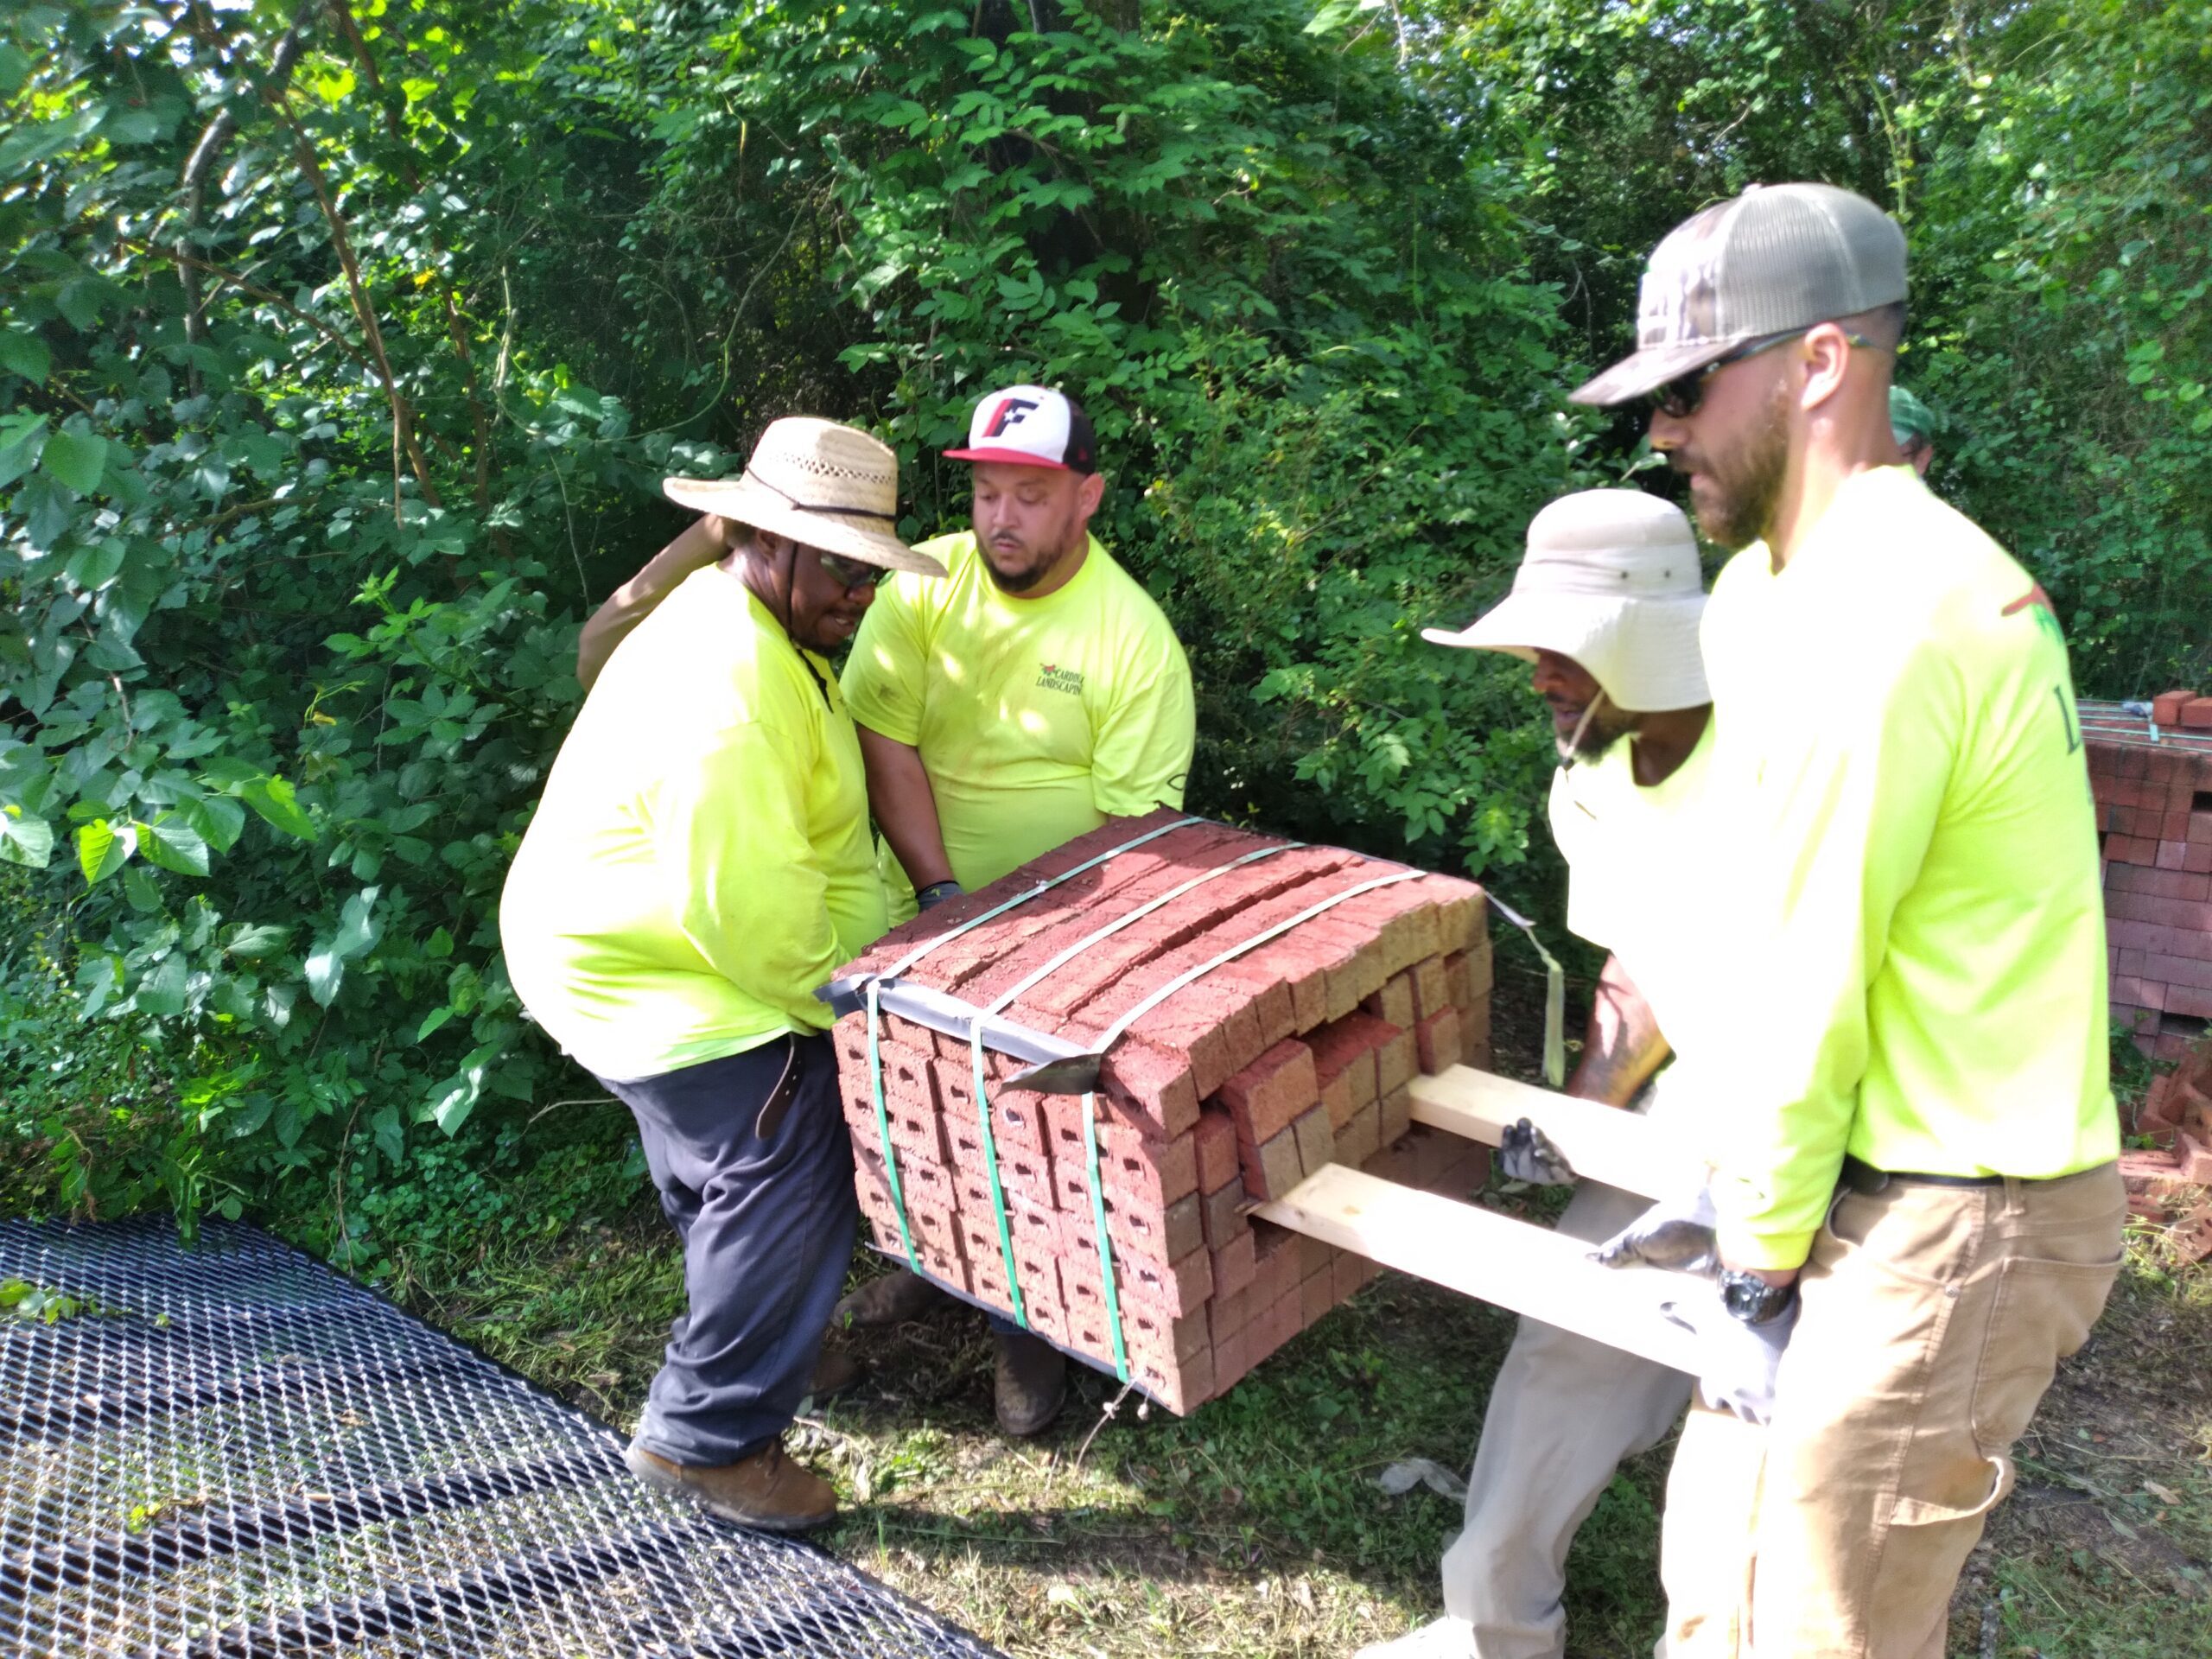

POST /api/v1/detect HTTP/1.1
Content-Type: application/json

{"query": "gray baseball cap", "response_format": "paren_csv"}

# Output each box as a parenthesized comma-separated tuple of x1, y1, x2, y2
(1570, 183, 1908, 408)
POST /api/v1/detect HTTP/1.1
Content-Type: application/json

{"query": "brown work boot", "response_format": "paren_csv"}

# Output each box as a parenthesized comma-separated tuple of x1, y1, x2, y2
(622, 1439, 837, 1532)
(809, 1346, 861, 1402)
(994, 1329, 1067, 1437)
(830, 1267, 944, 1330)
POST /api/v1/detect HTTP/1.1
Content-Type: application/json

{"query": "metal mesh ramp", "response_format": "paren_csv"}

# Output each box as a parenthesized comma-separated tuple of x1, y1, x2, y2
(0, 1217, 1004, 1658)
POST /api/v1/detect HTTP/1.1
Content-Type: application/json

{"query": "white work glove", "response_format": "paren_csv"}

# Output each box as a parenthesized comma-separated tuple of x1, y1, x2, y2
(1659, 1284, 1799, 1427)
(1497, 1116, 1576, 1185)
(1586, 1181, 1720, 1275)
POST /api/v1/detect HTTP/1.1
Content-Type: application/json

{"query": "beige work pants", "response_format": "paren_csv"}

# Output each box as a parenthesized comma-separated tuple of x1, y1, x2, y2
(1659, 1160, 2124, 1659)
(1439, 1178, 1694, 1658)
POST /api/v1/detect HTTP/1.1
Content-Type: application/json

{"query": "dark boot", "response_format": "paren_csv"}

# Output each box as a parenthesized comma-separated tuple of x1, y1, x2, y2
(994, 1329, 1067, 1436)
(623, 1439, 836, 1531)
(809, 1346, 861, 1401)
(830, 1267, 945, 1330)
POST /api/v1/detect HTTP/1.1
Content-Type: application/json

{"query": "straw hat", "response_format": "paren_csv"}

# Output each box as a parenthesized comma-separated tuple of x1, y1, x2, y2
(662, 418, 947, 577)
(1422, 490, 1709, 712)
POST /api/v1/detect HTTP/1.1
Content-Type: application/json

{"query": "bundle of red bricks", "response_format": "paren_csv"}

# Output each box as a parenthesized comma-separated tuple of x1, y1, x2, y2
(2084, 696, 2212, 1065)
(827, 809, 1492, 1414)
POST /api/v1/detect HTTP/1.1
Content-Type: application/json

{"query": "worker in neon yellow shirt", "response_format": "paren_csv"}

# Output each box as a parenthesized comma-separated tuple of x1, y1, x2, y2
(502, 418, 946, 1535)
(574, 386, 1197, 1439)
(836, 384, 1196, 1436)
(1572, 182, 2122, 1656)
(1366, 491, 1717, 1659)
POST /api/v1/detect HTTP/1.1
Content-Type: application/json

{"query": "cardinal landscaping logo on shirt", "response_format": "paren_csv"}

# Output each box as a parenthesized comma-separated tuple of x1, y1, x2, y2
(1036, 662, 1084, 696)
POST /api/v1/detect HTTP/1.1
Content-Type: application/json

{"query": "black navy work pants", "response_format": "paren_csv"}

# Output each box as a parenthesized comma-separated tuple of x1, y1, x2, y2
(595, 1032, 855, 1467)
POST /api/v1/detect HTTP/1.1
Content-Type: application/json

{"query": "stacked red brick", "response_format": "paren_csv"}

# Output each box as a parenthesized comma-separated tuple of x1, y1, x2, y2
(2086, 695, 2212, 1064)
(829, 809, 1492, 1414)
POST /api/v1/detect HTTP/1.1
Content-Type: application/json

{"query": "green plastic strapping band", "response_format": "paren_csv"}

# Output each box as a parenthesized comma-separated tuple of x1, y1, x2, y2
(855, 815, 1205, 1299)
(972, 840, 1308, 1375)
(1486, 892, 1567, 1088)
(1079, 1089, 1130, 1382)
(864, 978, 921, 1274)
(969, 1020, 1027, 1329)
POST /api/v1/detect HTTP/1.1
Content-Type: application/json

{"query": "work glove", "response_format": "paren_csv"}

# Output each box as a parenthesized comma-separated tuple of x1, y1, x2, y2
(1497, 1116, 1576, 1185)
(1658, 1283, 1799, 1427)
(1587, 1180, 1720, 1275)
(916, 879, 965, 912)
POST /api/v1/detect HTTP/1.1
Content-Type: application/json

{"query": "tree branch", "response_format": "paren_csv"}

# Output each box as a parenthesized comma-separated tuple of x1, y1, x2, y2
(174, 0, 326, 389)
(264, 97, 442, 518)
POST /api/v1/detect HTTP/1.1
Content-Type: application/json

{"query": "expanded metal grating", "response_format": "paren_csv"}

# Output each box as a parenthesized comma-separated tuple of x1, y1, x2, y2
(0, 1217, 1004, 1658)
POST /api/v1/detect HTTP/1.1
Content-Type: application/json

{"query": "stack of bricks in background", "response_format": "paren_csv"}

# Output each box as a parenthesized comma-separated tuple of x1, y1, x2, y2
(2083, 696, 2212, 1067)
(829, 808, 1492, 1414)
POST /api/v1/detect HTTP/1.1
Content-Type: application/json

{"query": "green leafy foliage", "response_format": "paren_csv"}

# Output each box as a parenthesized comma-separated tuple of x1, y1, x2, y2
(0, 0, 2202, 1257)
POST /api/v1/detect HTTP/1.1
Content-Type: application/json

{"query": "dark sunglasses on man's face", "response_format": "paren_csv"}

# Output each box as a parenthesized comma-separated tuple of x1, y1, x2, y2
(813, 550, 881, 591)
(1644, 325, 1879, 420)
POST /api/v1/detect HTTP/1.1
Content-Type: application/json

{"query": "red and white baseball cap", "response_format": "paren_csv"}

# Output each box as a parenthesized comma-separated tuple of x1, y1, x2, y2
(944, 385, 1097, 474)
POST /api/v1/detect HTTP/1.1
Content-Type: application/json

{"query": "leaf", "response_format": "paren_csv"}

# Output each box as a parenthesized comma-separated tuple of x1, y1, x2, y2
(136, 813, 209, 877)
(64, 538, 127, 592)
(135, 953, 188, 1017)
(0, 810, 54, 869)
(304, 886, 381, 1007)
(181, 795, 245, 853)
(0, 331, 49, 384)
(240, 775, 315, 841)
(428, 1043, 499, 1135)
(75, 819, 134, 887)
(225, 923, 291, 959)
(372, 1104, 405, 1163)
(41, 428, 105, 494)
(416, 1006, 455, 1043)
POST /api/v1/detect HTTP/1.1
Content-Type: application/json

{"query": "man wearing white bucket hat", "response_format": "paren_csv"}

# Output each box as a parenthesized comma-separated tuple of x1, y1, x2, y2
(502, 418, 945, 1534)
(1361, 489, 1727, 1659)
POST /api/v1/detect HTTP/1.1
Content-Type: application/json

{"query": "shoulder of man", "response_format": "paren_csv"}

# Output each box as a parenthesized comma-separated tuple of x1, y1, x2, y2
(1083, 537, 1189, 655)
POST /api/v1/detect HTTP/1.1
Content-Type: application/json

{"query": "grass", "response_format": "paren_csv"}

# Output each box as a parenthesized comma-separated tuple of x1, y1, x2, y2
(374, 976, 2210, 1656)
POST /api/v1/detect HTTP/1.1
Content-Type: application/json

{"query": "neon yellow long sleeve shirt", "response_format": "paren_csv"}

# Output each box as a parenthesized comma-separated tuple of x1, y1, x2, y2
(500, 567, 887, 1082)
(1700, 467, 2116, 1269)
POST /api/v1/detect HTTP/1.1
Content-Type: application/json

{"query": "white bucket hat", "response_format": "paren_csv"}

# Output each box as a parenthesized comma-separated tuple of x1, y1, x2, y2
(663, 418, 948, 577)
(1422, 490, 1709, 712)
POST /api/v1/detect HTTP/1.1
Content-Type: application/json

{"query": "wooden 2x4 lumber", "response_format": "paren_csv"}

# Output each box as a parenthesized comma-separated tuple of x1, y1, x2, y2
(1255, 1163, 1702, 1373)
(1406, 1066, 1696, 1200)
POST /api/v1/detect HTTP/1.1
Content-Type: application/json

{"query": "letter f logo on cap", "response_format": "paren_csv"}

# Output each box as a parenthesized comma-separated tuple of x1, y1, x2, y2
(982, 397, 1039, 437)
(944, 383, 1097, 474)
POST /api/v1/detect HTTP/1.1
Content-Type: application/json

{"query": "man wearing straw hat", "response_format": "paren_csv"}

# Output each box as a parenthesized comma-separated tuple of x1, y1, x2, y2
(1573, 182, 2120, 1656)
(1362, 490, 1726, 1659)
(502, 418, 945, 1532)
(578, 386, 1196, 1438)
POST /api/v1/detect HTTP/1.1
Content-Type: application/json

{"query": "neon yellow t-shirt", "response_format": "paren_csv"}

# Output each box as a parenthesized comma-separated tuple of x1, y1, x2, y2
(1700, 466, 2117, 1268)
(841, 530, 1195, 918)
(500, 567, 887, 1081)
(1547, 717, 1717, 1071)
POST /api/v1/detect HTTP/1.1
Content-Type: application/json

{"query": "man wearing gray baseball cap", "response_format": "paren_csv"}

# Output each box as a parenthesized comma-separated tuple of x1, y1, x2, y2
(1573, 184, 2122, 1656)
(1357, 490, 1724, 1659)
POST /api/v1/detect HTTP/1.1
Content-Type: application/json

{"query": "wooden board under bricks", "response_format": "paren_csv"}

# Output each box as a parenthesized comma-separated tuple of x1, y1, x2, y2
(830, 809, 1491, 1414)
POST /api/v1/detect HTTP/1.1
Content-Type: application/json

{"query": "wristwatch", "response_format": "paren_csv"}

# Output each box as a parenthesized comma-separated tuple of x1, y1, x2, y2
(1718, 1268, 1798, 1326)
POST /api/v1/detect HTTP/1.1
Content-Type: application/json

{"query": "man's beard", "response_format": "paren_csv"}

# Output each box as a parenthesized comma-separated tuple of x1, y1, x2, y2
(982, 512, 1079, 594)
(1554, 693, 1630, 763)
(1686, 383, 1791, 550)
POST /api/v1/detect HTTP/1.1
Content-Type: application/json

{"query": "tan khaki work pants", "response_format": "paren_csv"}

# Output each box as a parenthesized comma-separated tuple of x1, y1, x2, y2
(1439, 1178, 1694, 1658)
(1659, 1160, 2124, 1659)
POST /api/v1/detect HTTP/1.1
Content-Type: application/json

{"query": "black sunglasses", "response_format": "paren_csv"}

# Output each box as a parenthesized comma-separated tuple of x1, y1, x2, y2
(813, 550, 882, 591)
(1645, 326, 1878, 419)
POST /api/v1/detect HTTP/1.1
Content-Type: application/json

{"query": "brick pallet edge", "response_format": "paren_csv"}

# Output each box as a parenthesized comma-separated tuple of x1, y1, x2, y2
(2089, 729, 2212, 1065)
(831, 809, 1493, 1414)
